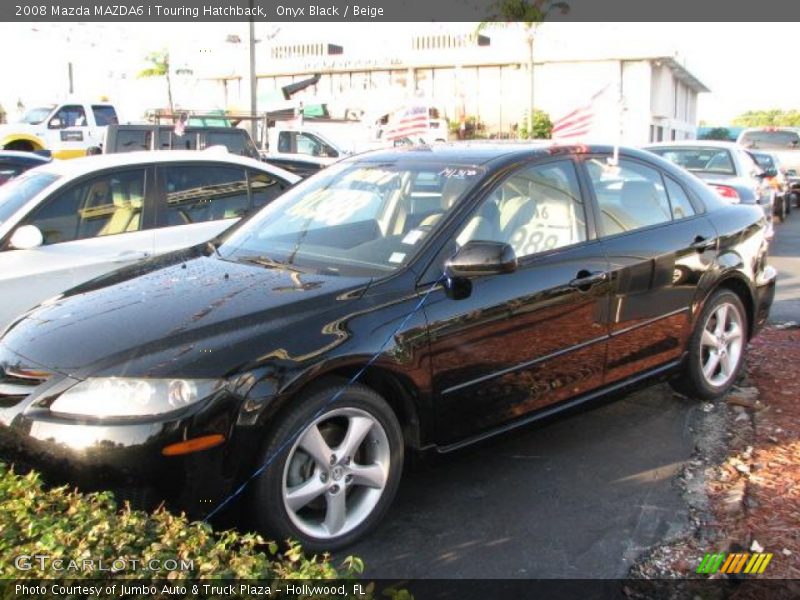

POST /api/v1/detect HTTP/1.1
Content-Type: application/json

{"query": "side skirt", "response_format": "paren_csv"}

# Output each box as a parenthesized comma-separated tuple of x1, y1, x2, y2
(434, 358, 685, 454)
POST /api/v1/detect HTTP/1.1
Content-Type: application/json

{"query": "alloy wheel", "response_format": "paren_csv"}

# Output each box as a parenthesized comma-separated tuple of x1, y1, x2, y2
(281, 407, 391, 539)
(700, 302, 744, 387)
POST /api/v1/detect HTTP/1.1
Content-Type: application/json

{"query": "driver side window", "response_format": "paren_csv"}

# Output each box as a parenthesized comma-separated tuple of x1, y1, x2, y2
(50, 105, 86, 129)
(455, 160, 587, 259)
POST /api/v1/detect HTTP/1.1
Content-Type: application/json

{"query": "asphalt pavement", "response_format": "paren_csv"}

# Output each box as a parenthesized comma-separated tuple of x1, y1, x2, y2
(767, 208, 800, 323)
(346, 210, 800, 579)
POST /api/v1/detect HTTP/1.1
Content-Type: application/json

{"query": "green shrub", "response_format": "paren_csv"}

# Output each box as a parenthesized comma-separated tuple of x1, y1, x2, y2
(0, 462, 369, 586)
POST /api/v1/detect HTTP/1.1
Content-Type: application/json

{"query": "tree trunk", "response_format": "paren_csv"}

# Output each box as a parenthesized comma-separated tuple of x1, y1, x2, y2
(166, 72, 174, 114)
(528, 35, 535, 139)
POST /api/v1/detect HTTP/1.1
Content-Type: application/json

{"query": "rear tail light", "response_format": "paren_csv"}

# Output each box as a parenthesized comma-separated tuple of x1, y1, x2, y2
(710, 184, 741, 203)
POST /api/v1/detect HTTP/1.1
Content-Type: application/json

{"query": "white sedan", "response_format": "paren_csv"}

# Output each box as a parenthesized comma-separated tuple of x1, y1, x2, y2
(0, 150, 299, 331)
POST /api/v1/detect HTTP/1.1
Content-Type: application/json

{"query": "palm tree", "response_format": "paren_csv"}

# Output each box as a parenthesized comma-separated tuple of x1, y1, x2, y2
(479, 0, 570, 138)
(138, 50, 174, 113)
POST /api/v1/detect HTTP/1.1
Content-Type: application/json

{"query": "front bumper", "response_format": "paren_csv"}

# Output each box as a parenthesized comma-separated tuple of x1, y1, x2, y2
(0, 373, 253, 517)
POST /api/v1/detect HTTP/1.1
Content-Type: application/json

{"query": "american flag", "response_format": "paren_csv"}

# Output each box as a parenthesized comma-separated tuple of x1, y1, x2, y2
(551, 85, 611, 140)
(173, 112, 188, 137)
(384, 105, 429, 141)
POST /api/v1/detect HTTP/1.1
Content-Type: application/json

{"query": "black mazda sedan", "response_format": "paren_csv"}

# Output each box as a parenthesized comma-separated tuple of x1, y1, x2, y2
(0, 144, 776, 550)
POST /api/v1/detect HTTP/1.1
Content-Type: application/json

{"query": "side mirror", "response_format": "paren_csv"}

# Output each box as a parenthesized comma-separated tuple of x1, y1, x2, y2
(764, 167, 779, 178)
(445, 240, 517, 279)
(9, 225, 44, 250)
(48, 117, 63, 129)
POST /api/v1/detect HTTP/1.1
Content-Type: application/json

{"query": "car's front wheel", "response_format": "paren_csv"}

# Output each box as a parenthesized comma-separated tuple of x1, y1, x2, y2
(671, 289, 747, 400)
(250, 380, 403, 551)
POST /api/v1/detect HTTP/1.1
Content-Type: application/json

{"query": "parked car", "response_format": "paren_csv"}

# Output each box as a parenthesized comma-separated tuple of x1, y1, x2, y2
(644, 141, 776, 235)
(0, 150, 50, 185)
(0, 144, 775, 551)
(737, 127, 800, 209)
(1, 101, 119, 158)
(101, 124, 263, 160)
(751, 150, 792, 221)
(0, 150, 298, 331)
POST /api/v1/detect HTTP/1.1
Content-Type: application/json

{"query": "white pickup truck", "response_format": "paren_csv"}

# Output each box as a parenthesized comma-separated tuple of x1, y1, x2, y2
(0, 101, 119, 159)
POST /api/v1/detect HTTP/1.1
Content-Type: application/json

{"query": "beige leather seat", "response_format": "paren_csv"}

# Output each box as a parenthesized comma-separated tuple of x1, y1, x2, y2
(98, 181, 143, 236)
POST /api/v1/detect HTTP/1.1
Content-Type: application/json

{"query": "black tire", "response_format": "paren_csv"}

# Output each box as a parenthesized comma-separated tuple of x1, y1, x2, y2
(249, 378, 404, 552)
(671, 289, 748, 400)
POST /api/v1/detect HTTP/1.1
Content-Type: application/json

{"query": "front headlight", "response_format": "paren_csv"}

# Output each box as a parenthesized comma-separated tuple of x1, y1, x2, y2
(49, 377, 223, 418)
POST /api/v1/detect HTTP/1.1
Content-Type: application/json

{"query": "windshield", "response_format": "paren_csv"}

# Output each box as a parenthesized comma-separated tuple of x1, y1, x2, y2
(19, 106, 55, 125)
(739, 130, 800, 150)
(647, 147, 736, 176)
(0, 172, 60, 226)
(219, 161, 484, 277)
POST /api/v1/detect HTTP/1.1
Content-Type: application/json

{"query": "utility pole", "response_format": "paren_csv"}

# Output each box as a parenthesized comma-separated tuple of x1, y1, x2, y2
(248, 0, 258, 142)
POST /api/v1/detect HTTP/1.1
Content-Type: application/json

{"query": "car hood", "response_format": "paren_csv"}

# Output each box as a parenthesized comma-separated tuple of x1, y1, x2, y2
(0, 255, 370, 379)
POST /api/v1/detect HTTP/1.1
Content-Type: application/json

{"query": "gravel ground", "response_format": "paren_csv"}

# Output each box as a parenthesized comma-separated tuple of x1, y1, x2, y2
(628, 325, 800, 598)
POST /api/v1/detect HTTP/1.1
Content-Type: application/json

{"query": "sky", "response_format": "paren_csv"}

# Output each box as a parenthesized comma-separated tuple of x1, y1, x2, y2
(0, 22, 796, 125)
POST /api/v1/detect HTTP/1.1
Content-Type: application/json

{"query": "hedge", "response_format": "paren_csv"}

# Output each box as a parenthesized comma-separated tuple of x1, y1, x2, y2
(0, 461, 402, 597)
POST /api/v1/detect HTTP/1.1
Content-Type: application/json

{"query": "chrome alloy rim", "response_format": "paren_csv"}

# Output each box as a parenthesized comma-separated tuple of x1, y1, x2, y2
(700, 302, 744, 387)
(281, 407, 390, 539)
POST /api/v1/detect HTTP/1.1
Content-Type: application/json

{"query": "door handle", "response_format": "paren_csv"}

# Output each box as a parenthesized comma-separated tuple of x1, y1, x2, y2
(690, 236, 717, 252)
(569, 270, 607, 290)
(113, 251, 150, 263)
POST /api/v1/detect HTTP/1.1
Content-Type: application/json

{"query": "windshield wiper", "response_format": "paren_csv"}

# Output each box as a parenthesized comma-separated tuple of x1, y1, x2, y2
(236, 255, 306, 274)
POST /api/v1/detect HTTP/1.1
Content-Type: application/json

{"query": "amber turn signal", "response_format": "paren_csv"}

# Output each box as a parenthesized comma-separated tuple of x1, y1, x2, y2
(162, 434, 225, 456)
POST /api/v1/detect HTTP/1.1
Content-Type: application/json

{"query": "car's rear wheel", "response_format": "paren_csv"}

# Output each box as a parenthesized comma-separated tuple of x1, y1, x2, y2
(671, 290, 747, 400)
(250, 380, 403, 551)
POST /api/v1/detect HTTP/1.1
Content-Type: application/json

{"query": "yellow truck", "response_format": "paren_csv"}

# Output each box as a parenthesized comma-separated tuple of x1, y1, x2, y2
(0, 101, 119, 159)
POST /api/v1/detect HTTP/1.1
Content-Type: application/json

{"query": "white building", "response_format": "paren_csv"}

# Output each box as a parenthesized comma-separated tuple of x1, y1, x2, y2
(199, 24, 709, 144)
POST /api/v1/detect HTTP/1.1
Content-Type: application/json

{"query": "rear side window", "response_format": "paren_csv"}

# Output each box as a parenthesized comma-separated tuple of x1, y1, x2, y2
(586, 159, 672, 236)
(92, 105, 119, 126)
(23, 169, 146, 244)
(114, 130, 151, 152)
(249, 169, 289, 210)
(664, 176, 696, 220)
(161, 164, 249, 226)
(206, 130, 258, 159)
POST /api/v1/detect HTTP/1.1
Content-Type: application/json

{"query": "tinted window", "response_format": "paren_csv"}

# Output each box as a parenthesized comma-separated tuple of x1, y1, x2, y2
(24, 169, 146, 244)
(159, 130, 198, 150)
(456, 160, 587, 258)
(206, 130, 258, 158)
(739, 130, 800, 150)
(115, 130, 151, 152)
(92, 105, 119, 126)
(586, 159, 672, 236)
(0, 172, 60, 226)
(664, 176, 696, 220)
(162, 164, 249, 226)
(249, 170, 289, 210)
(647, 147, 736, 176)
(51, 105, 87, 128)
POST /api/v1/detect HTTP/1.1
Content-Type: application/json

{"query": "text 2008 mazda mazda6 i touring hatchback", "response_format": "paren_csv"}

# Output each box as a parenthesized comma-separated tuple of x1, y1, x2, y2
(0, 144, 776, 550)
